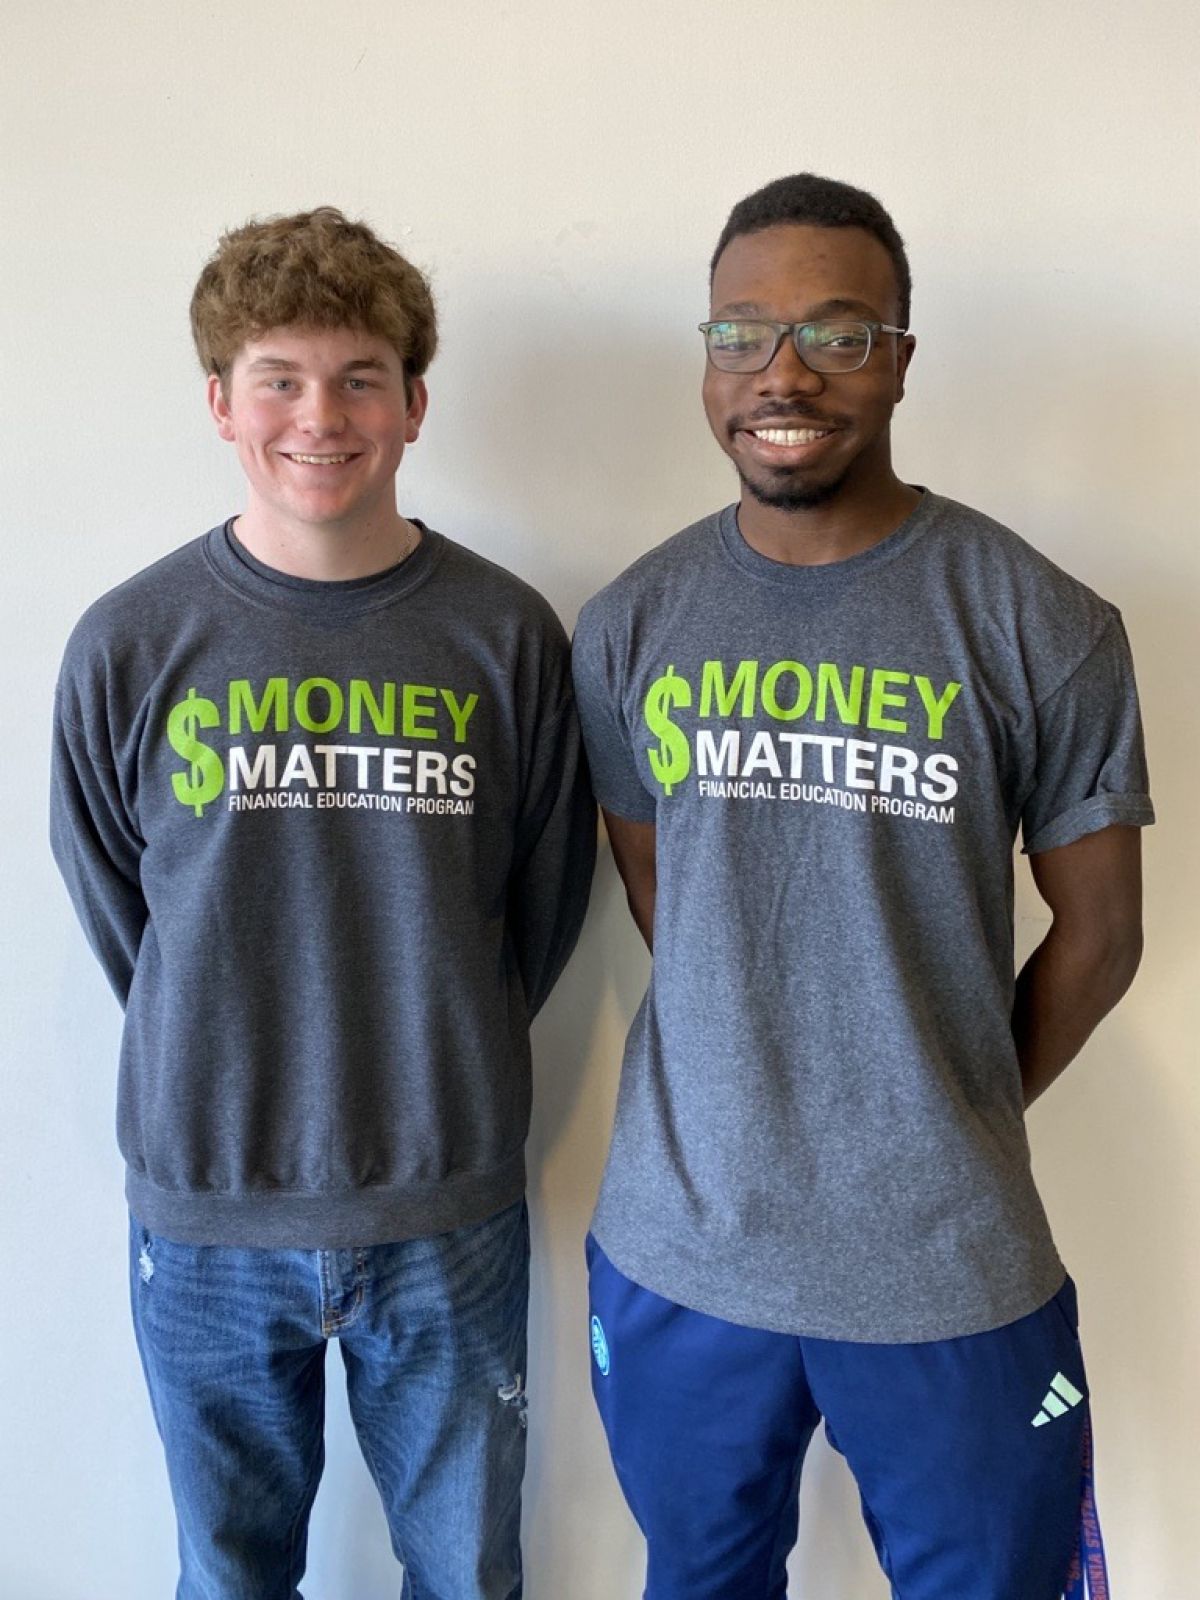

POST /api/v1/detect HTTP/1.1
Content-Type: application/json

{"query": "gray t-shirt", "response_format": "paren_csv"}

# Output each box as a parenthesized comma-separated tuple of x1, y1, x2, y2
(572, 490, 1153, 1342)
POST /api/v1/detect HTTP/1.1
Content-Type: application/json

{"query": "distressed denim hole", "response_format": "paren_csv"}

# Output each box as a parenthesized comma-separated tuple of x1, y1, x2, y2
(497, 1373, 528, 1430)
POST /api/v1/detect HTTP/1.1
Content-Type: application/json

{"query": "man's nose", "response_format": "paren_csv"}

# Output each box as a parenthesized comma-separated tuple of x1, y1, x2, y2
(756, 333, 825, 398)
(299, 384, 347, 434)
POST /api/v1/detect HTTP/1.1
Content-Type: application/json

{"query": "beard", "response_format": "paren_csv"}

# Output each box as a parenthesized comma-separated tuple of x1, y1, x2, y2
(739, 463, 848, 511)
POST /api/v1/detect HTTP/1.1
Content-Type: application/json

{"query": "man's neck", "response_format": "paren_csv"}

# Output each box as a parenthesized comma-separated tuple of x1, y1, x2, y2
(232, 506, 419, 582)
(736, 475, 921, 568)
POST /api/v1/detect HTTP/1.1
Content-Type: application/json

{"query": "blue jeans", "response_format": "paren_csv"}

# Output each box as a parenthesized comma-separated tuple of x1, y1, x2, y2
(130, 1201, 529, 1600)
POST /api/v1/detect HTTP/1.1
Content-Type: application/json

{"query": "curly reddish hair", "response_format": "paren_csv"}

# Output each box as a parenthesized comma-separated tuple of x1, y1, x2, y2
(190, 206, 437, 392)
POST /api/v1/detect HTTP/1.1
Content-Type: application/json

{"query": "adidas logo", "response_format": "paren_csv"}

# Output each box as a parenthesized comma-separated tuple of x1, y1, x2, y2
(1031, 1371, 1084, 1427)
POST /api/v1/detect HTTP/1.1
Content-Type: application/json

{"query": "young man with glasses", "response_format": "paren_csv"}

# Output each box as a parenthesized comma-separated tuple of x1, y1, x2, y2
(573, 173, 1152, 1598)
(50, 206, 594, 1599)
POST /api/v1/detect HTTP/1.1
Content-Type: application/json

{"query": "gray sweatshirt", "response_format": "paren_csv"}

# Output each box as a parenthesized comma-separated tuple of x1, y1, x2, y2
(51, 522, 595, 1248)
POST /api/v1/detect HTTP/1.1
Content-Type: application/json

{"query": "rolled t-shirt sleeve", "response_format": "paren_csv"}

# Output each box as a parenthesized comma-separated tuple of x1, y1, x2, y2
(572, 602, 657, 824)
(1021, 612, 1154, 854)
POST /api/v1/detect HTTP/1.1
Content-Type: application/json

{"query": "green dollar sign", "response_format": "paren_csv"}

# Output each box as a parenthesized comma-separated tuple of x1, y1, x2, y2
(167, 687, 225, 818)
(644, 665, 692, 797)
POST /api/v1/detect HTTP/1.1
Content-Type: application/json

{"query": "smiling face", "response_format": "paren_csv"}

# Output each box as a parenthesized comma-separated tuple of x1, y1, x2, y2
(703, 224, 914, 516)
(208, 325, 426, 541)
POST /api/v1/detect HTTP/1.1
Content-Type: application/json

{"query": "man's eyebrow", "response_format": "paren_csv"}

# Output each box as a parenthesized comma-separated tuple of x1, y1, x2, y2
(710, 297, 886, 320)
(244, 356, 393, 372)
(807, 296, 886, 319)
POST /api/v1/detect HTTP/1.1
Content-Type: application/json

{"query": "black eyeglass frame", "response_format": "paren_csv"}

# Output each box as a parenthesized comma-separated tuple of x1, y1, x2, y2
(698, 319, 909, 374)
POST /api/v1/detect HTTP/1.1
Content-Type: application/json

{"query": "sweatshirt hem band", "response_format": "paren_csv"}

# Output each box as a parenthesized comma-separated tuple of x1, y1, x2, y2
(126, 1155, 527, 1249)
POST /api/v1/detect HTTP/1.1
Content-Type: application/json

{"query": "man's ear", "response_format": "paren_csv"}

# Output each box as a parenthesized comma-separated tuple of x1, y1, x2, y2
(404, 376, 429, 443)
(894, 334, 916, 404)
(207, 372, 236, 441)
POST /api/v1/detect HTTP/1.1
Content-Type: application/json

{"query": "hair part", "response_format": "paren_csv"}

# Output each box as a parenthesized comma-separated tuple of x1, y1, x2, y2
(190, 206, 437, 391)
(710, 174, 911, 327)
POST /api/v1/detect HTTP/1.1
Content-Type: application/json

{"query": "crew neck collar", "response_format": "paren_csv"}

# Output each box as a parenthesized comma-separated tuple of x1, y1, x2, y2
(717, 489, 940, 587)
(203, 518, 443, 617)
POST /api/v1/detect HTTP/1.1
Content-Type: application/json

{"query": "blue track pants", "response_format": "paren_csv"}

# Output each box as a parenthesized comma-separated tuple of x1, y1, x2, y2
(588, 1238, 1109, 1600)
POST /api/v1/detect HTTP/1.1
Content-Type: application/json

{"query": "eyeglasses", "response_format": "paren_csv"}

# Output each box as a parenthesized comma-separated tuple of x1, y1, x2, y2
(699, 319, 907, 374)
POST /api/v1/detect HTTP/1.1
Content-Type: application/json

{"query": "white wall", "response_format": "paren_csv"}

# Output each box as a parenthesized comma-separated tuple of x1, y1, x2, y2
(2, 2, 1196, 1595)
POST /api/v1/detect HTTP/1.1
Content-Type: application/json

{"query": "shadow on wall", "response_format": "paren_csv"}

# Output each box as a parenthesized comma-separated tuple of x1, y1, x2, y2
(1021, 578, 1191, 1596)
(421, 290, 731, 619)
(523, 833, 649, 1594)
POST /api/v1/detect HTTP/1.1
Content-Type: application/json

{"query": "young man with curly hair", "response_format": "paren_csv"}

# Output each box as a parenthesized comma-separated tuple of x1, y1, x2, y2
(573, 174, 1152, 1599)
(51, 207, 594, 1600)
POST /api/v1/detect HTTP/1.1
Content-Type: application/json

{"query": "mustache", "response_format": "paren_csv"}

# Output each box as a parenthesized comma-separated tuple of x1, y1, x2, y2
(732, 406, 846, 430)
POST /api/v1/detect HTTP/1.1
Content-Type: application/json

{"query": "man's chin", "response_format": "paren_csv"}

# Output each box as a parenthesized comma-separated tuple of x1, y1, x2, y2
(740, 468, 846, 512)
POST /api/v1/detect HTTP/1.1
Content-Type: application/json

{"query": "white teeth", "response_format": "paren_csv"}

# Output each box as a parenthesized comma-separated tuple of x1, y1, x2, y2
(289, 453, 353, 464)
(752, 428, 829, 445)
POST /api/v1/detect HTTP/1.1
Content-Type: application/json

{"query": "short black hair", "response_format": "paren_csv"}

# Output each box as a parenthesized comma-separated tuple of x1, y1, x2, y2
(710, 174, 911, 328)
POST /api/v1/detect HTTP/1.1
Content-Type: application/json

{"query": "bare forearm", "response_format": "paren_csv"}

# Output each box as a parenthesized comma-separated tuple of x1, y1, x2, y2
(1013, 923, 1143, 1106)
(602, 810, 657, 953)
(623, 878, 656, 951)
